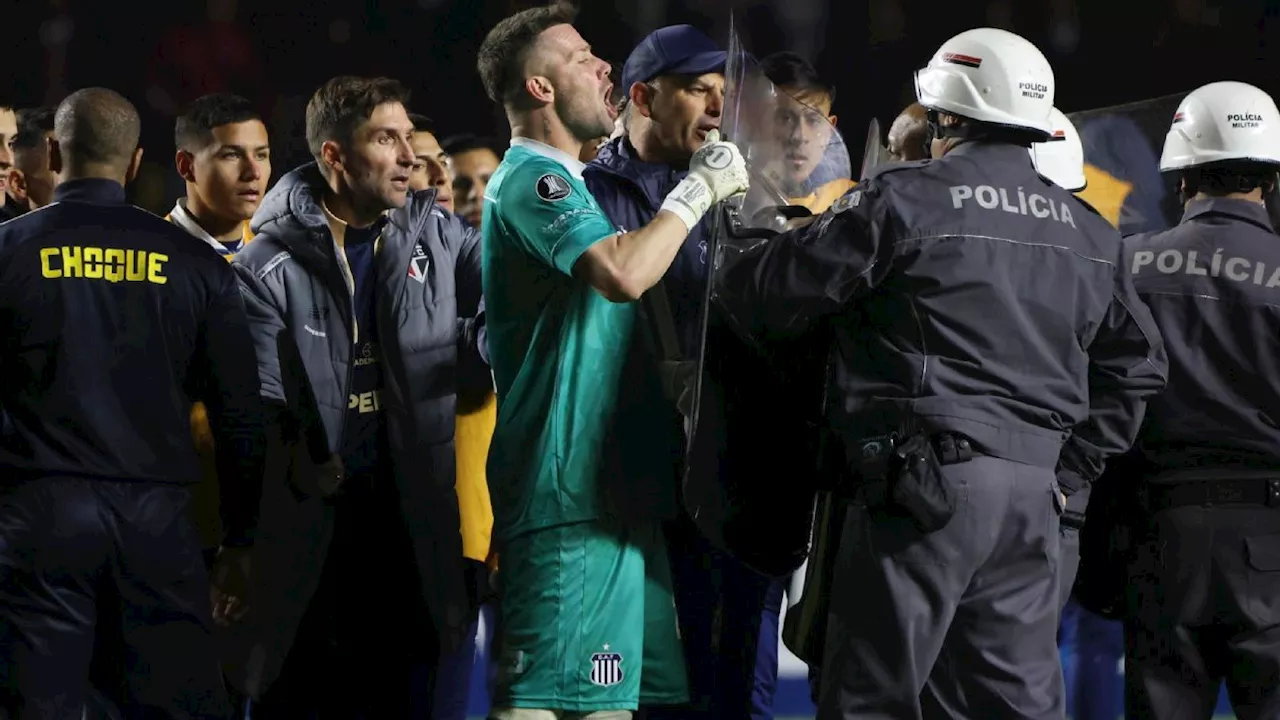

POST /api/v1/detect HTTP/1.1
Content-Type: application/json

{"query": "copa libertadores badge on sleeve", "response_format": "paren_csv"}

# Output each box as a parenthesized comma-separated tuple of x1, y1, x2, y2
(536, 174, 572, 202)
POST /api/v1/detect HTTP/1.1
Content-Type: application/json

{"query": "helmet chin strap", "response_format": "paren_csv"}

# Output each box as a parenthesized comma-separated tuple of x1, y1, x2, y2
(925, 109, 986, 156)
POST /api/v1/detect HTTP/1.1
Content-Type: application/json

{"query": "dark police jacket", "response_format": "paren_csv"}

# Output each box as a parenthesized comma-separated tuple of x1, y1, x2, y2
(718, 142, 1169, 486)
(0, 178, 266, 543)
(1125, 197, 1280, 472)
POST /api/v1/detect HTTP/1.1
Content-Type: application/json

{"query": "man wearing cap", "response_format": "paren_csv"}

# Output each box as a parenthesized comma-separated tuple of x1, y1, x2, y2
(582, 25, 781, 719)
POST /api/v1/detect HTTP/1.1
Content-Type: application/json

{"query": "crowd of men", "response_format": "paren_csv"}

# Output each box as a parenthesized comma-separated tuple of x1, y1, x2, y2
(1, 2, 1279, 720)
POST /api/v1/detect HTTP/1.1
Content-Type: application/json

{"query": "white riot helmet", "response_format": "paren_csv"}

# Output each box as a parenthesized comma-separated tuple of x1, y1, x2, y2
(914, 27, 1055, 139)
(1160, 81, 1280, 171)
(1030, 107, 1086, 191)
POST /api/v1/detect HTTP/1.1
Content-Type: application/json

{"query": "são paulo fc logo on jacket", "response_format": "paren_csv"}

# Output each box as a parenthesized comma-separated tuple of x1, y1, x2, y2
(589, 647, 624, 687)
(408, 243, 429, 284)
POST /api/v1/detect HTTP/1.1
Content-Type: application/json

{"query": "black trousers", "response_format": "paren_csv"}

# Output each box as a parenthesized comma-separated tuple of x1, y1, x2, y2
(1125, 503, 1280, 720)
(250, 477, 439, 720)
(818, 456, 1065, 720)
(0, 477, 228, 720)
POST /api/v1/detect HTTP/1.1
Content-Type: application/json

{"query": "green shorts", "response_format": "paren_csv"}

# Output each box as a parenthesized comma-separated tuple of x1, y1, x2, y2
(494, 519, 689, 712)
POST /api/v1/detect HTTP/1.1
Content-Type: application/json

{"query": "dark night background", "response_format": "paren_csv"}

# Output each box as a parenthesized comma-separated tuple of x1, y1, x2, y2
(0, 0, 1276, 211)
(0, 1, 1266, 716)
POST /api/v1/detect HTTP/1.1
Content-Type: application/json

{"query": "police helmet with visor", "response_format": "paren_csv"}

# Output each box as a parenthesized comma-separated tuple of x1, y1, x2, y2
(914, 28, 1055, 142)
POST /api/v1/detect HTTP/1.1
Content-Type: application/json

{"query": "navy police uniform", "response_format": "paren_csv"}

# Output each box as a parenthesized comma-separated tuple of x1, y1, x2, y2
(1122, 196, 1280, 719)
(0, 178, 267, 719)
(717, 142, 1168, 719)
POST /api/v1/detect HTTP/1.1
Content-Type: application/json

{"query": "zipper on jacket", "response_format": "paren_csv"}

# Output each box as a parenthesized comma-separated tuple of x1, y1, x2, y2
(335, 245, 359, 344)
(333, 231, 385, 454)
(907, 295, 930, 395)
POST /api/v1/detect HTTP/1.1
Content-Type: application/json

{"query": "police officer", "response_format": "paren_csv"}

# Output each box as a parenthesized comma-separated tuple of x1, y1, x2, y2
(714, 28, 1168, 719)
(1121, 81, 1280, 720)
(0, 87, 267, 719)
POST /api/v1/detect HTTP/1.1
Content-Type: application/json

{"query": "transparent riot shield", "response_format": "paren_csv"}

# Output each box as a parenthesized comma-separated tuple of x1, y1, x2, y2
(1067, 93, 1185, 234)
(681, 19, 854, 578)
(711, 24, 856, 333)
(860, 117, 894, 179)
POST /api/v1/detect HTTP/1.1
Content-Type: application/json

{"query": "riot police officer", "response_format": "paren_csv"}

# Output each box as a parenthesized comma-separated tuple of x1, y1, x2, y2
(714, 28, 1168, 719)
(1121, 81, 1280, 720)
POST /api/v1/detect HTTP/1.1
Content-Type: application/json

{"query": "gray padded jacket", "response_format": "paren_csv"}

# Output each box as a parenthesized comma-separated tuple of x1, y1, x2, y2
(232, 163, 485, 660)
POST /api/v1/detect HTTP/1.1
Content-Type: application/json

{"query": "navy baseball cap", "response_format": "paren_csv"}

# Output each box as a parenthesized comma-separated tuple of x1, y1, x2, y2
(621, 25, 727, 91)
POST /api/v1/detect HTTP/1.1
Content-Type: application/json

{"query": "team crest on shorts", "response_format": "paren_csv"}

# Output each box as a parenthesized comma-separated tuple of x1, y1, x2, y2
(589, 648, 624, 687)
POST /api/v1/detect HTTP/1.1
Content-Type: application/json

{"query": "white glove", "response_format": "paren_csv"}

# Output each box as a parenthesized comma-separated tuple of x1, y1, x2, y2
(660, 129, 750, 232)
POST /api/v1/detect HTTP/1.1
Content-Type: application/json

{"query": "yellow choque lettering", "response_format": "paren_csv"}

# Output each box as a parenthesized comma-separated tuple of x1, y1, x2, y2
(40, 246, 168, 285)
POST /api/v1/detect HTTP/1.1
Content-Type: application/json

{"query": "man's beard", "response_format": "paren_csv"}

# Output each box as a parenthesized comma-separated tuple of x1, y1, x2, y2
(557, 91, 611, 144)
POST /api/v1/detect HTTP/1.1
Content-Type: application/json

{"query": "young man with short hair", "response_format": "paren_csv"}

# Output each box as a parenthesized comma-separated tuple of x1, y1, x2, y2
(758, 51, 854, 212)
(167, 93, 271, 567)
(407, 111, 498, 720)
(407, 113, 455, 212)
(169, 93, 270, 259)
(441, 133, 501, 229)
(6, 107, 57, 214)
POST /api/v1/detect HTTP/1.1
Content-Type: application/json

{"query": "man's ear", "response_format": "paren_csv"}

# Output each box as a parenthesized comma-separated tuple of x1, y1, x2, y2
(321, 140, 344, 175)
(47, 136, 63, 176)
(175, 149, 197, 184)
(630, 82, 655, 118)
(525, 74, 555, 105)
(828, 113, 838, 128)
(125, 147, 144, 184)
(7, 168, 27, 204)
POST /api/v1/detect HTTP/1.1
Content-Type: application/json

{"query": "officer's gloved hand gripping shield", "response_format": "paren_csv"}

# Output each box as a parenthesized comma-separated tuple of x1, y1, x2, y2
(681, 19, 854, 578)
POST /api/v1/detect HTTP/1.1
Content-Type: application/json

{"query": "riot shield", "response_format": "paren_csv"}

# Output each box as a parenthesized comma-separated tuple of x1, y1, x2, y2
(1067, 93, 1185, 234)
(682, 20, 854, 578)
(860, 117, 893, 180)
(711, 24, 855, 330)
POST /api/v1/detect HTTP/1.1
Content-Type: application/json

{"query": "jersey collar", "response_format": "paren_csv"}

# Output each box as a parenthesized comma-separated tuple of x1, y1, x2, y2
(169, 197, 243, 256)
(53, 177, 125, 205)
(511, 137, 586, 180)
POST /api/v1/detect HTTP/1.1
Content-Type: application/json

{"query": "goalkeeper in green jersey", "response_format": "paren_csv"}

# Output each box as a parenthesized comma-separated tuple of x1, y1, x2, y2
(475, 5, 749, 718)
